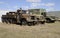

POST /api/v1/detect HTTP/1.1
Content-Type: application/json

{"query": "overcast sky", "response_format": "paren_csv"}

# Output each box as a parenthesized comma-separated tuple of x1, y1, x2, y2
(0, 0, 60, 22)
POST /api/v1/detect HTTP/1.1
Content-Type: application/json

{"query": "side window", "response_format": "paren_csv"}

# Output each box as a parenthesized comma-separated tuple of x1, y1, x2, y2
(31, 16, 35, 20)
(37, 18, 39, 20)
(41, 12, 46, 17)
(41, 12, 44, 15)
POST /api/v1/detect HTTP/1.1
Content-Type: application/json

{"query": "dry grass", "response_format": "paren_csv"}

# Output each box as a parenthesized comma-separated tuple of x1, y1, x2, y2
(0, 22, 60, 38)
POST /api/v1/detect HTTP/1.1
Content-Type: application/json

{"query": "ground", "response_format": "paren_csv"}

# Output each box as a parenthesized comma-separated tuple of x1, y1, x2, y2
(0, 22, 60, 38)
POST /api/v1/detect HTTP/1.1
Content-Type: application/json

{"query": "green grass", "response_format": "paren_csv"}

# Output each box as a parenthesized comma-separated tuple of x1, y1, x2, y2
(0, 22, 60, 38)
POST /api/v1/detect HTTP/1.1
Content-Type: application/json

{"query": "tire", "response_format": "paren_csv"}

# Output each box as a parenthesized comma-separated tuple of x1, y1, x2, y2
(20, 20, 27, 25)
(27, 22, 32, 26)
(32, 21, 37, 25)
(40, 21, 45, 24)
(46, 20, 51, 23)
(46, 20, 55, 23)
(51, 20, 55, 23)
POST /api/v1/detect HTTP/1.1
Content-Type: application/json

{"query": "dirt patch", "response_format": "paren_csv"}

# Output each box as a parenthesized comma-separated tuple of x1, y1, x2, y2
(0, 22, 60, 38)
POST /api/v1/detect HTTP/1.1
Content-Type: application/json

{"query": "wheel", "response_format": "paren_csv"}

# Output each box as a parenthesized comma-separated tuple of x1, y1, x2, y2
(40, 21, 45, 24)
(46, 20, 51, 23)
(21, 20, 27, 25)
(27, 22, 33, 26)
(51, 20, 55, 23)
(32, 21, 37, 25)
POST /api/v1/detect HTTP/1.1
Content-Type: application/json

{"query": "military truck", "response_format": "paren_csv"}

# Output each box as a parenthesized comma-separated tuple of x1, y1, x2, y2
(1, 8, 47, 26)
(45, 16, 56, 23)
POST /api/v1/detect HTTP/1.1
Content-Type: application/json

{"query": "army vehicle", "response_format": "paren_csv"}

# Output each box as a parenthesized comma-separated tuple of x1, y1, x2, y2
(45, 16, 56, 23)
(1, 8, 56, 26)
(1, 8, 47, 26)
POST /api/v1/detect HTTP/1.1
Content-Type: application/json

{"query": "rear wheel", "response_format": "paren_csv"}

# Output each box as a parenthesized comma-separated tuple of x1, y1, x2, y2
(21, 20, 27, 25)
(32, 21, 37, 25)
(20, 18, 27, 25)
(27, 22, 33, 26)
(27, 21, 37, 26)
(40, 21, 45, 24)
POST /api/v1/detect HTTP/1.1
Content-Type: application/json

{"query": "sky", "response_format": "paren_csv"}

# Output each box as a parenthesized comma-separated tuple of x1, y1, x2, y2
(0, 0, 60, 22)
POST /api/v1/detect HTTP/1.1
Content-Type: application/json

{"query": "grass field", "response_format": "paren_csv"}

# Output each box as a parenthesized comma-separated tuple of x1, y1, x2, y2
(0, 22, 60, 38)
